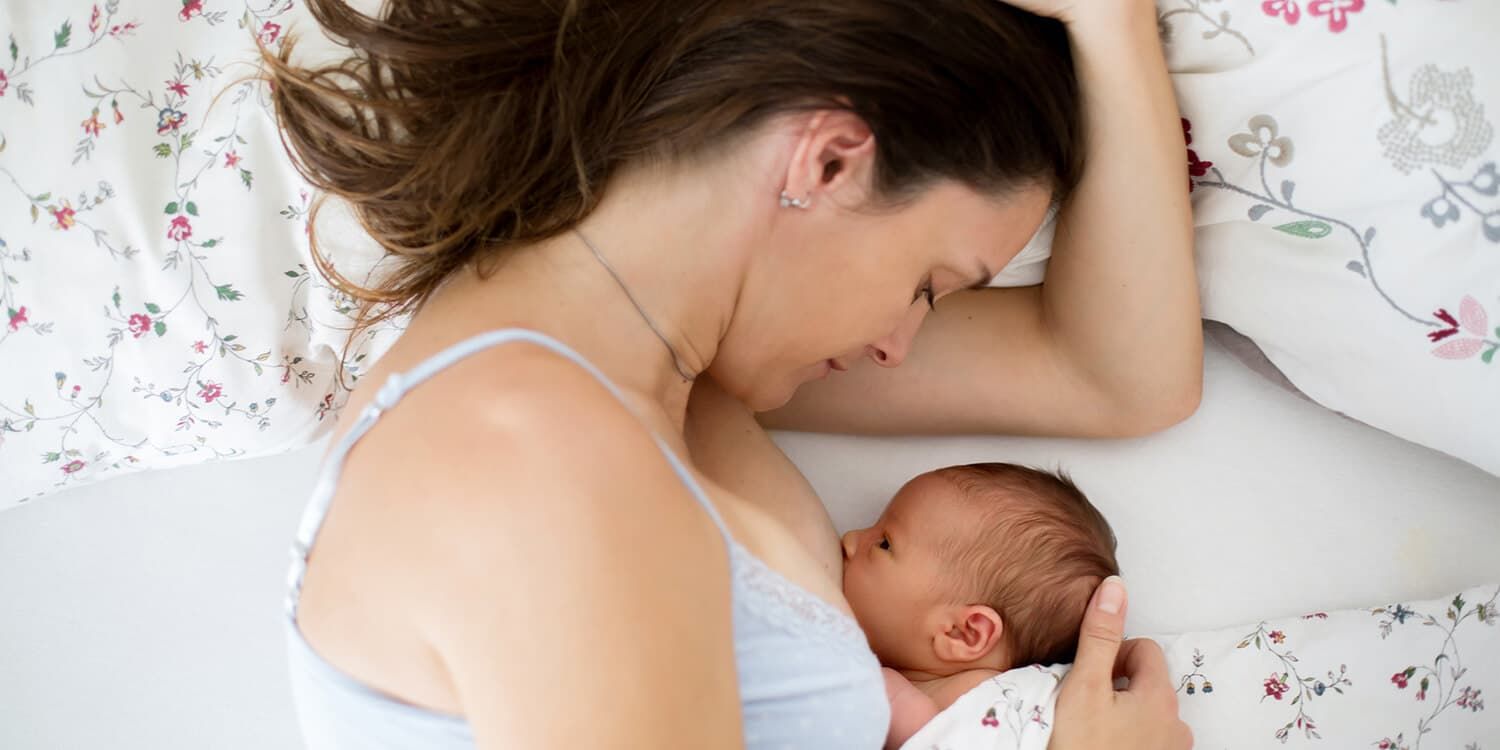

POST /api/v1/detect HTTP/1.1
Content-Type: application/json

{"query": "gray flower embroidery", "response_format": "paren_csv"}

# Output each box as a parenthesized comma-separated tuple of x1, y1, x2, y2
(1421, 195, 1460, 228)
(1472, 162, 1499, 197)
(1419, 162, 1500, 243)
(1377, 36, 1494, 175)
(1229, 115, 1295, 167)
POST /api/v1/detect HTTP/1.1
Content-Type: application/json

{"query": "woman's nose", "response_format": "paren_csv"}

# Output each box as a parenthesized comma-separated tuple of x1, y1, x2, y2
(866, 304, 928, 368)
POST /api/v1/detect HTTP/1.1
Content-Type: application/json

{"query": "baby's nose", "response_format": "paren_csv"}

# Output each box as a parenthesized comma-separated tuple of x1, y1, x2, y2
(840, 530, 860, 561)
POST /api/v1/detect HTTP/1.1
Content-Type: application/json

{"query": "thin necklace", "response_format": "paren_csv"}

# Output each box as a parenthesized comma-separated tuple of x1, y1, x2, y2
(574, 228, 696, 382)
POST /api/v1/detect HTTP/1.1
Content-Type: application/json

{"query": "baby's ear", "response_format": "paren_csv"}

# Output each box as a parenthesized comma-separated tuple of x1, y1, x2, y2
(932, 605, 1004, 665)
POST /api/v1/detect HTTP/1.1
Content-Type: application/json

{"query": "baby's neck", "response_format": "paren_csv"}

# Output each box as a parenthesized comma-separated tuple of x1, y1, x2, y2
(898, 667, 1003, 711)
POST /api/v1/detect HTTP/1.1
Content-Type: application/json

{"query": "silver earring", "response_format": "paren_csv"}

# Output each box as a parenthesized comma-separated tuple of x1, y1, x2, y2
(779, 190, 811, 209)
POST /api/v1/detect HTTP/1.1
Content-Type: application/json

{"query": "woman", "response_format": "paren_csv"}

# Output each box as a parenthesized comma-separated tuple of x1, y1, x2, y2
(270, 0, 1199, 747)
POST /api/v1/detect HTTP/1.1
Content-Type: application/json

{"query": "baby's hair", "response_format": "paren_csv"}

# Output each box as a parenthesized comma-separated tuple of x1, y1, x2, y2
(935, 463, 1119, 667)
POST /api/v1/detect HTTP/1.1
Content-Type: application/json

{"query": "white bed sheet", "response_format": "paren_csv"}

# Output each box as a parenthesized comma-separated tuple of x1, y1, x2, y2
(1, 334, 1496, 749)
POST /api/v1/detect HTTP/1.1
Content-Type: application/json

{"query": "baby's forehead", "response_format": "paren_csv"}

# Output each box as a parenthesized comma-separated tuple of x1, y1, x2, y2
(891, 472, 1018, 530)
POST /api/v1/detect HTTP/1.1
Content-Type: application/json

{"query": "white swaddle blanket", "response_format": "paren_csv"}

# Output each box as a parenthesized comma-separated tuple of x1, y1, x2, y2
(901, 583, 1500, 750)
(899, 665, 1069, 750)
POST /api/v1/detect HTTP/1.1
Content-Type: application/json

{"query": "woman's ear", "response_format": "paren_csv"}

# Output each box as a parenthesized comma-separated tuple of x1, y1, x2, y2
(781, 109, 877, 209)
(931, 605, 1005, 665)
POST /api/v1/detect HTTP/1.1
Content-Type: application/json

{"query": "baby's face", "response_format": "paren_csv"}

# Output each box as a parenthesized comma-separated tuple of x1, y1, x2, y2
(841, 472, 975, 667)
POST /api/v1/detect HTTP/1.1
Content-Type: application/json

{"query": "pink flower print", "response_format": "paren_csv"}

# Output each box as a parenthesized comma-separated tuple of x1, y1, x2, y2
(224, 150, 242, 168)
(108, 21, 140, 37)
(1264, 673, 1290, 700)
(199, 381, 224, 403)
(156, 107, 187, 135)
(89, 4, 102, 34)
(50, 201, 77, 231)
(1262, 0, 1301, 24)
(1307, 0, 1364, 33)
(167, 215, 193, 242)
(61, 460, 86, 474)
(1391, 670, 1411, 689)
(7, 306, 28, 331)
(1457, 687, 1485, 711)
(166, 79, 190, 98)
(981, 707, 999, 728)
(179, 0, 204, 22)
(82, 110, 106, 137)
(1182, 118, 1213, 192)
(128, 313, 153, 339)
(259, 21, 282, 45)
(112, 101, 124, 124)
(1428, 296, 1492, 359)
(0, 70, 8, 98)
(1268, 630, 1285, 644)
(192, 340, 207, 354)
(1429, 308, 1461, 343)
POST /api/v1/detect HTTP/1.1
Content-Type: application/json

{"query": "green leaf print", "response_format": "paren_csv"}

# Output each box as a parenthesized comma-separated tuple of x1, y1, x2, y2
(54, 20, 71, 50)
(1274, 220, 1333, 239)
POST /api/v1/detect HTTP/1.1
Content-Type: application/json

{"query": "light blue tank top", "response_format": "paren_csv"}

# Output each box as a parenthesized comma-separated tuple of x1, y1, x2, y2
(283, 328, 889, 749)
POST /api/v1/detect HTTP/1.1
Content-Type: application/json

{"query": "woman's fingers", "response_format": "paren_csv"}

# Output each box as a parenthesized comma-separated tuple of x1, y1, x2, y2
(1066, 575, 1129, 695)
(1115, 638, 1177, 709)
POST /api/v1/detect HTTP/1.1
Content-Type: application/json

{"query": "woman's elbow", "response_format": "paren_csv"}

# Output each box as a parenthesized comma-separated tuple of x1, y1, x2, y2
(1115, 372, 1204, 437)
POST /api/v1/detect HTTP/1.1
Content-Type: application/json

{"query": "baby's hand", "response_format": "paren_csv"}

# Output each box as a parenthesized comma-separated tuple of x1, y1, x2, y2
(882, 668, 940, 750)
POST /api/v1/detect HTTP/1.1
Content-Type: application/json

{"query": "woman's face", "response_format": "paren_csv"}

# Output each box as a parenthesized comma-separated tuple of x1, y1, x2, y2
(709, 177, 1053, 411)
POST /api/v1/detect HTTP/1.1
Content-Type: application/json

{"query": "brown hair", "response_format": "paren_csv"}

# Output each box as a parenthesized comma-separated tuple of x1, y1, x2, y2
(935, 463, 1119, 667)
(263, 1, 1083, 335)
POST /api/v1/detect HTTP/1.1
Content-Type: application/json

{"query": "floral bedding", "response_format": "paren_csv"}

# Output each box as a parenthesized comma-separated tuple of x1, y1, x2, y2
(904, 584, 1500, 749)
(1, 0, 1497, 506)
(0, 0, 394, 506)
(1164, 0, 1499, 474)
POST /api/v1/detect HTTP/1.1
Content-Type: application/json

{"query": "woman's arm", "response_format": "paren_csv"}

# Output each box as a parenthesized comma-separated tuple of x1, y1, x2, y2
(764, 0, 1200, 438)
(410, 358, 745, 748)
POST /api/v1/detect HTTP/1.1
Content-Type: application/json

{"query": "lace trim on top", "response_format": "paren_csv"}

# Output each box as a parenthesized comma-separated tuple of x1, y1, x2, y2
(727, 542, 870, 648)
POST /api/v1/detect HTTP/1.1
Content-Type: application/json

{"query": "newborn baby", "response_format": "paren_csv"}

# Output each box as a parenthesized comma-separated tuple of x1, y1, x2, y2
(840, 463, 1119, 749)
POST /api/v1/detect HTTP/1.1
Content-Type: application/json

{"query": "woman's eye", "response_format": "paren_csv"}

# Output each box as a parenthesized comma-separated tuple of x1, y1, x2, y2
(914, 281, 936, 311)
(878, 536, 891, 551)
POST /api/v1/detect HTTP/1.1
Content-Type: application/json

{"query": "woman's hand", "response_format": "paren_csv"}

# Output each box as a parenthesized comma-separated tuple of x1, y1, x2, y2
(1050, 577, 1193, 750)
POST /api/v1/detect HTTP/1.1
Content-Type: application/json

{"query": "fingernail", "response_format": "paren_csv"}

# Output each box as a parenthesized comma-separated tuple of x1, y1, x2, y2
(1097, 575, 1126, 615)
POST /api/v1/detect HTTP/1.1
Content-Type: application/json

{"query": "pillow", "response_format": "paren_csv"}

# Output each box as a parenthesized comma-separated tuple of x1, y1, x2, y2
(0, 1, 395, 507)
(1002, 1, 1500, 475)
(1157, 583, 1499, 747)
(1169, 0, 1500, 476)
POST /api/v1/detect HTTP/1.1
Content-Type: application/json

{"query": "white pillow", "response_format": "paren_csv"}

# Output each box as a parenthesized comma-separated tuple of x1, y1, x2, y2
(0, 1, 394, 507)
(1003, 1, 1500, 475)
(1179, 1, 1500, 475)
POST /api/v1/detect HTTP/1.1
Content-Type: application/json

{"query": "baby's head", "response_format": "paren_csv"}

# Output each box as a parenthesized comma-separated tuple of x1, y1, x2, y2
(841, 463, 1118, 675)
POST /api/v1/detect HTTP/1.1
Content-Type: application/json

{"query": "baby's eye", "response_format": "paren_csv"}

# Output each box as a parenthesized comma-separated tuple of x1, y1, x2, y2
(878, 536, 891, 551)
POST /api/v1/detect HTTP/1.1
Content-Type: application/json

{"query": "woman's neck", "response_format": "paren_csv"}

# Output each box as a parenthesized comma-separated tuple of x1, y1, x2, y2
(415, 155, 772, 429)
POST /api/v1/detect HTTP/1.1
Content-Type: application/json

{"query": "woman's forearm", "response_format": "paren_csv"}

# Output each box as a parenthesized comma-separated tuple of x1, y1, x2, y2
(1042, 2, 1202, 426)
(759, 2, 1200, 438)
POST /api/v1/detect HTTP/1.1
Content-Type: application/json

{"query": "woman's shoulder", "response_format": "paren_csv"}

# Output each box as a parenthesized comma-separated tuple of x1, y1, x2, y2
(346, 337, 689, 517)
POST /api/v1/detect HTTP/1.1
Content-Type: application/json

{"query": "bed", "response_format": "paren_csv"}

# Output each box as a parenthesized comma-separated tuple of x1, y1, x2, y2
(2, 1, 1497, 747)
(1, 329, 1496, 748)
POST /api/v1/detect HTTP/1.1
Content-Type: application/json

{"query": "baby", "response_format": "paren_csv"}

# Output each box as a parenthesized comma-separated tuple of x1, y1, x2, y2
(840, 462, 1120, 749)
